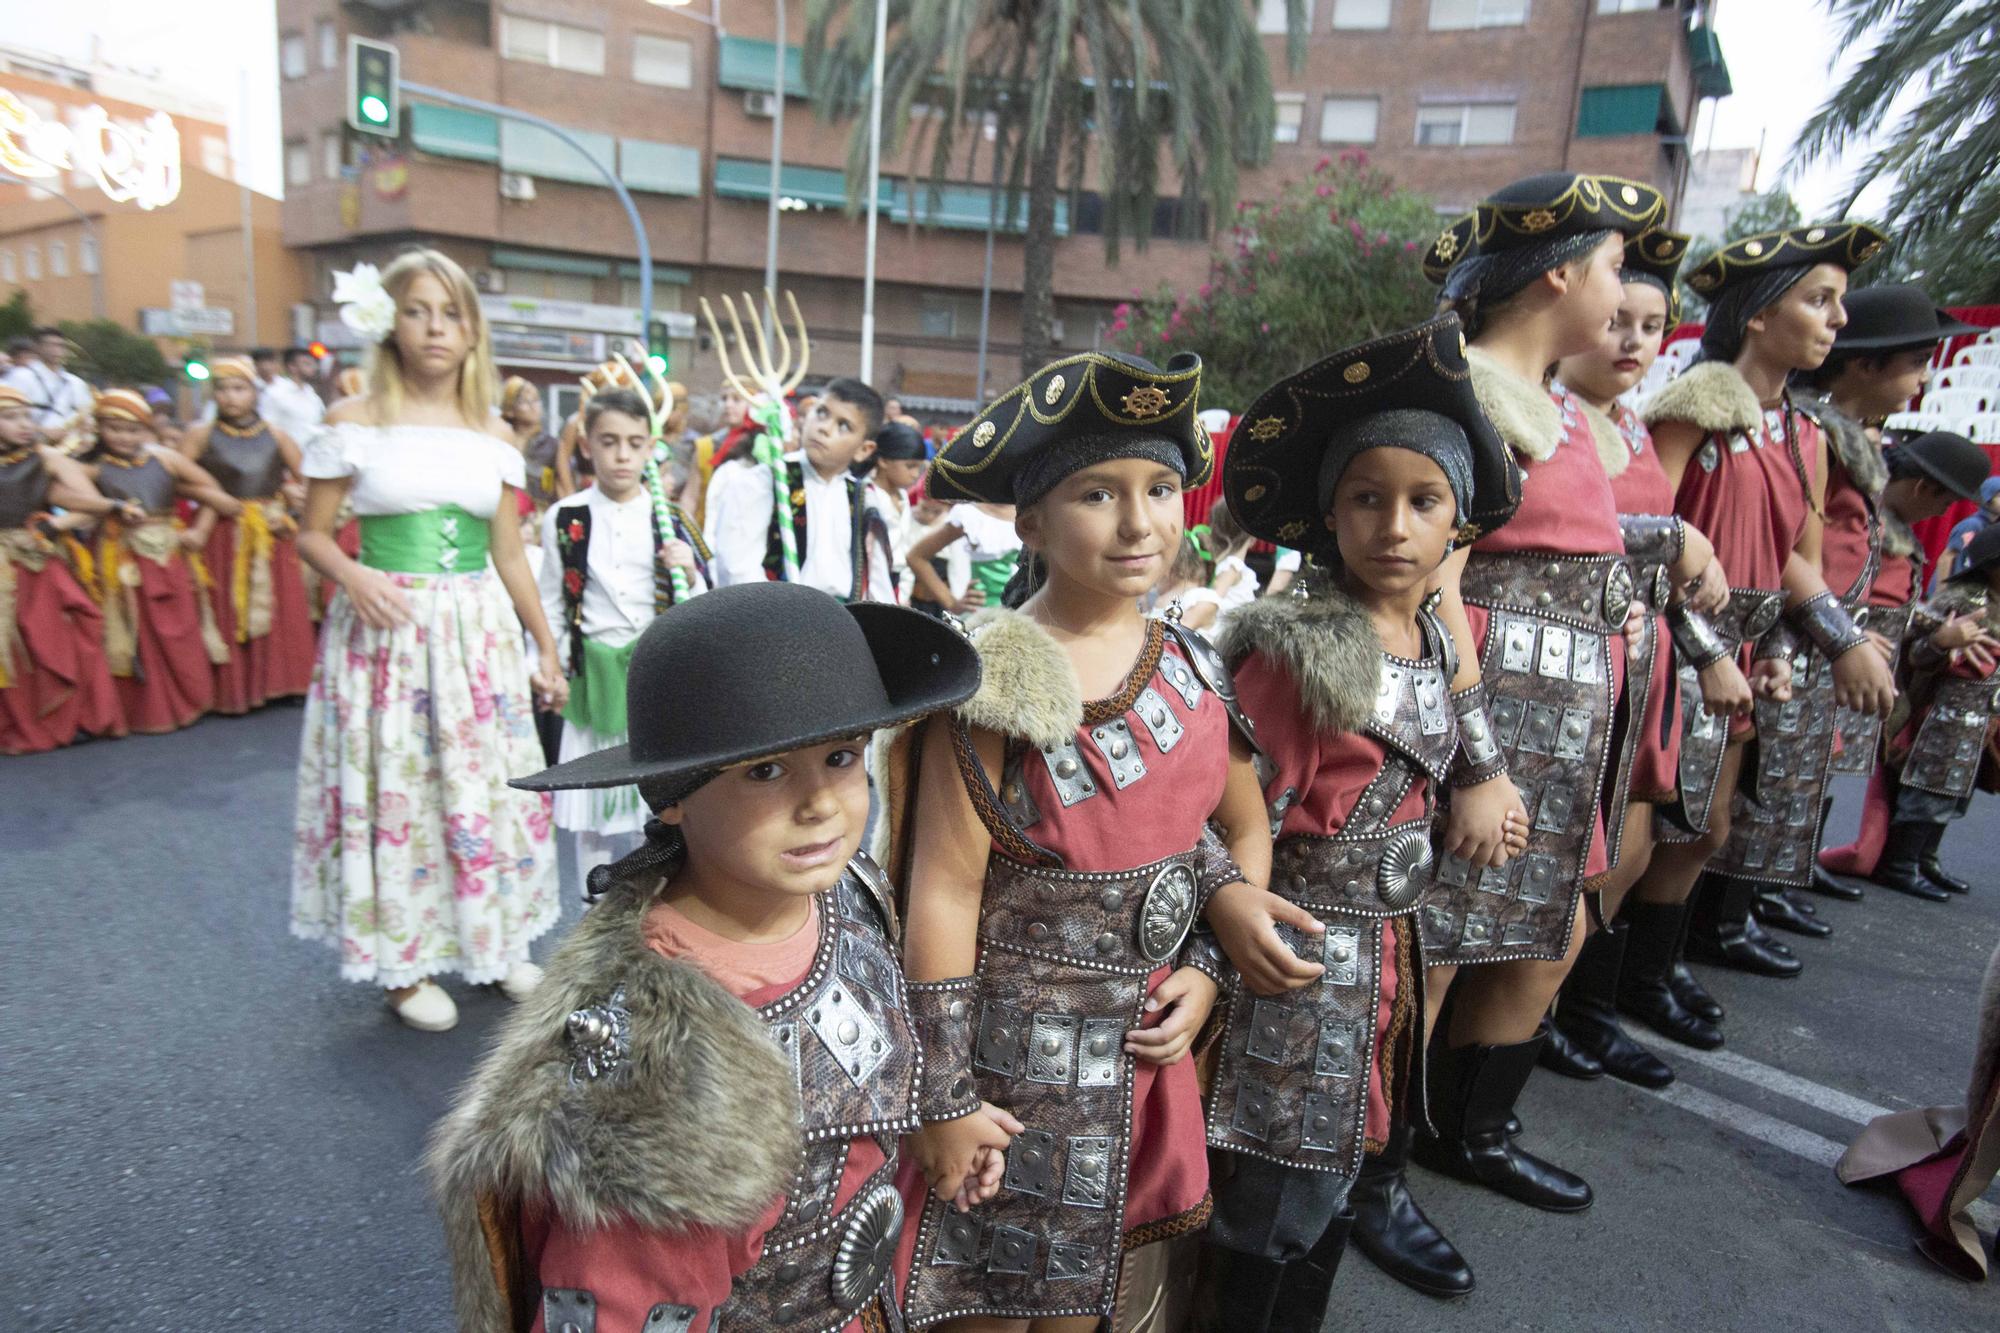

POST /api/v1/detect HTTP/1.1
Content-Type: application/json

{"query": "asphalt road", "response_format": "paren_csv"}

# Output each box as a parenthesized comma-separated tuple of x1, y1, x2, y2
(6, 706, 1998, 1330)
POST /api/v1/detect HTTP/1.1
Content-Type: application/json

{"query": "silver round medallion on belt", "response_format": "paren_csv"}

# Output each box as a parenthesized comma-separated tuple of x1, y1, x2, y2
(1376, 829, 1433, 911)
(1743, 594, 1783, 640)
(1137, 862, 1200, 962)
(1601, 561, 1635, 627)
(829, 1183, 903, 1310)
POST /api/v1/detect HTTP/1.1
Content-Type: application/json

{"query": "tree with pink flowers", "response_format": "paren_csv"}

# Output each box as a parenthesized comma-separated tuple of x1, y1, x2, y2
(1107, 151, 1440, 409)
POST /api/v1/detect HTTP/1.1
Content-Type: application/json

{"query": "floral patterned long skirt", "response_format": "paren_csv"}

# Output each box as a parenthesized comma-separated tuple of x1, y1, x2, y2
(290, 567, 558, 987)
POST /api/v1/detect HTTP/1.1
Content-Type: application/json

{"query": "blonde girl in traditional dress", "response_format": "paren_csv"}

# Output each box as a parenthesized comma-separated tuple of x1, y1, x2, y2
(292, 250, 568, 1033)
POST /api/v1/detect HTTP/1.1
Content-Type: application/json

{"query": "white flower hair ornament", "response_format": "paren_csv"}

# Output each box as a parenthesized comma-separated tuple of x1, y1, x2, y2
(332, 263, 397, 343)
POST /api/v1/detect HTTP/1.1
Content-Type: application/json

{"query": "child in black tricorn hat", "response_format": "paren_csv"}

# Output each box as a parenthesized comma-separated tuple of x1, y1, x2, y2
(427, 581, 991, 1333)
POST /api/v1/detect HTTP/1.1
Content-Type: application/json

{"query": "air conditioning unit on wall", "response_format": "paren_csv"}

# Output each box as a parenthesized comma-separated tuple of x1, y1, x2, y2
(500, 172, 537, 201)
(743, 90, 777, 119)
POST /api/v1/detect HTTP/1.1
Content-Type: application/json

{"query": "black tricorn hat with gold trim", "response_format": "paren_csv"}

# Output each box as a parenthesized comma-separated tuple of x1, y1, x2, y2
(1684, 221, 1888, 298)
(928, 350, 1210, 505)
(1225, 313, 1521, 556)
(1621, 228, 1691, 327)
(1424, 173, 1665, 280)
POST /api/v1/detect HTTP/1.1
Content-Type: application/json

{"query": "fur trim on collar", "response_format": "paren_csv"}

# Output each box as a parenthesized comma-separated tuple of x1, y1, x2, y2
(428, 875, 802, 1332)
(1571, 395, 1630, 480)
(1797, 390, 1888, 498)
(956, 607, 1084, 749)
(1642, 360, 1761, 436)
(1466, 347, 1560, 463)
(1881, 507, 1920, 560)
(1218, 587, 1383, 736)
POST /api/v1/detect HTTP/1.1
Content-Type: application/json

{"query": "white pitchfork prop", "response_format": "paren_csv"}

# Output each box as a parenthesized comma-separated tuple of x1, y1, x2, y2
(700, 289, 811, 583)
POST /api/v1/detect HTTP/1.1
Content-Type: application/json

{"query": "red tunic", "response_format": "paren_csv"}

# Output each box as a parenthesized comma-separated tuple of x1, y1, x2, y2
(1869, 549, 1917, 610)
(1608, 402, 1682, 803)
(1466, 386, 1627, 881)
(203, 514, 317, 713)
(1236, 651, 1413, 1146)
(1820, 456, 1875, 601)
(1671, 399, 1819, 595)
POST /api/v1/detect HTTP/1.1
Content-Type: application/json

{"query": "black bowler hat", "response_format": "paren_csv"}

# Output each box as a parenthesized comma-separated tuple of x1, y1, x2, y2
(1685, 221, 1888, 298)
(1891, 431, 1991, 503)
(1423, 173, 1665, 278)
(1621, 228, 1691, 327)
(511, 583, 981, 794)
(1949, 521, 2000, 586)
(1833, 284, 1981, 353)
(928, 351, 1211, 505)
(1225, 313, 1521, 553)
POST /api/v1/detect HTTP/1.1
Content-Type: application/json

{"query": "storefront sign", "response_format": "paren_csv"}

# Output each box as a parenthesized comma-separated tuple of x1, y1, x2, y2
(140, 306, 236, 336)
(0, 87, 182, 210)
(488, 323, 606, 365)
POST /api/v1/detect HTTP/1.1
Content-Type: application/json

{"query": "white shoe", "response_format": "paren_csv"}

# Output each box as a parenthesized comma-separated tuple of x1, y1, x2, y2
(390, 981, 459, 1032)
(500, 961, 544, 1002)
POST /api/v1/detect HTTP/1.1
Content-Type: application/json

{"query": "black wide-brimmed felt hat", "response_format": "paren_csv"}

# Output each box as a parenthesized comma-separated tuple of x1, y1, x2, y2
(1423, 173, 1665, 278)
(1949, 520, 2000, 586)
(1225, 312, 1521, 554)
(1622, 228, 1691, 327)
(927, 350, 1211, 505)
(511, 582, 982, 793)
(1893, 431, 1991, 503)
(1685, 221, 1888, 298)
(1834, 283, 1982, 353)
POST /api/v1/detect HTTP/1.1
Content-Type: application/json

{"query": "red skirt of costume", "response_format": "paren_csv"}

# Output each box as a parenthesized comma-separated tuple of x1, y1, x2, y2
(204, 507, 316, 712)
(0, 542, 126, 754)
(1629, 612, 1683, 804)
(107, 536, 219, 734)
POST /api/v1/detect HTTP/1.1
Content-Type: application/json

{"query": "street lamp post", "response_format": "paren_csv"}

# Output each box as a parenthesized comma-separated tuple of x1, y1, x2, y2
(1, 173, 106, 321)
(858, 0, 886, 383)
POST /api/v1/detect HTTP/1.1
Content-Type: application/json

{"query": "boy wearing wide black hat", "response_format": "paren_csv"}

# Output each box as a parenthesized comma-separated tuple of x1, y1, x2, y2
(427, 582, 990, 1333)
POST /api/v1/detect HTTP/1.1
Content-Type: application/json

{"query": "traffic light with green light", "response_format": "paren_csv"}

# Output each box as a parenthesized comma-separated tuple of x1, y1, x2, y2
(183, 357, 210, 383)
(646, 320, 671, 377)
(347, 36, 400, 138)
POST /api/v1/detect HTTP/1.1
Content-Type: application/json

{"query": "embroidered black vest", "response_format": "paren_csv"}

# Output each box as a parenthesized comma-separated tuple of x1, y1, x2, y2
(553, 498, 712, 675)
(765, 459, 877, 601)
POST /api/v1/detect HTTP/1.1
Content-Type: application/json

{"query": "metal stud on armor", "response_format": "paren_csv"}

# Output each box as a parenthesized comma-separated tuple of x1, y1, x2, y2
(1833, 603, 1919, 773)
(1658, 589, 1784, 841)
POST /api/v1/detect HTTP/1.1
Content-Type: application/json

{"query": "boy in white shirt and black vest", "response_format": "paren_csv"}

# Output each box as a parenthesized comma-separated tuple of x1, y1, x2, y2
(538, 387, 710, 896)
(704, 377, 895, 601)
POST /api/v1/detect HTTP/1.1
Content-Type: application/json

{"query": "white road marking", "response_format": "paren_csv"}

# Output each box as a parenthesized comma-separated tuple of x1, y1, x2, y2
(1667, 1044, 1895, 1126)
(1643, 1080, 2000, 1232)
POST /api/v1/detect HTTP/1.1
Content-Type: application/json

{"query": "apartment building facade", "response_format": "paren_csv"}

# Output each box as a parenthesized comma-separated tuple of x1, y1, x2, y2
(276, 0, 1724, 412)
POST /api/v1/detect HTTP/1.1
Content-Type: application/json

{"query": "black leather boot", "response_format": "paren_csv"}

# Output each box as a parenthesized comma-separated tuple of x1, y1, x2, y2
(1740, 913, 1795, 957)
(1752, 886, 1833, 938)
(1190, 1242, 1286, 1332)
(1687, 874, 1803, 977)
(1536, 1014, 1605, 1080)
(1617, 901, 1723, 1050)
(1414, 1035, 1594, 1212)
(1665, 897, 1725, 1026)
(1268, 1208, 1354, 1333)
(1551, 925, 1674, 1088)
(1352, 1125, 1474, 1298)
(1919, 824, 1971, 894)
(1807, 863, 1865, 901)
(1872, 822, 1950, 902)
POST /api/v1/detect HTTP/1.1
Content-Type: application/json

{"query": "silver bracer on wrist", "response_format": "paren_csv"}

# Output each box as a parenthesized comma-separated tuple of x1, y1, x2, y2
(1754, 621, 1802, 663)
(1448, 681, 1508, 788)
(1785, 589, 1867, 660)
(1617, 513, 1685, 567)
(1666, 601, 1729, 669)
(1194, 823, 1246, 914)
(907, 977, 983, 1122)
(1178, 926, 1237, 991)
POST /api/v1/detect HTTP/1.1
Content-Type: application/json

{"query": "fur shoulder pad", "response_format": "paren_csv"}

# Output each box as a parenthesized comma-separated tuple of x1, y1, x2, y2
(1571, 395, 1630, 480)
(1467, 348, 1560, 463)
(427, 878, 802, 1295)
(956, 607, 1084, 749)
(1643, 361, 1761, 436)
(1217, 587, 1383, 736)
(1796, 392, 1887, 498)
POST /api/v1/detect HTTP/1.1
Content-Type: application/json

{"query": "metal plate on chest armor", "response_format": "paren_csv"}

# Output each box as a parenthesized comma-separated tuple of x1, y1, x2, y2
(1062, 1135, 1114, 1208)
(1004, 1128, 1059, 1196)
(1713, 654, 1840, 888)
(1087, 717, 1147, 789)
(1834, 603, 1914, 774)
(1039, 737, 1098, 807)
(1903, 676, 1997, 799)
(1368, 647, 1459, 783)
(1133, 685, 1185, 753)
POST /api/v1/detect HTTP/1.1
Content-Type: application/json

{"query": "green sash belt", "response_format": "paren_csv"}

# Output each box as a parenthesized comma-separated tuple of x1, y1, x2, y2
(358, 505, 490, 575)
(563, 637, 635, 736)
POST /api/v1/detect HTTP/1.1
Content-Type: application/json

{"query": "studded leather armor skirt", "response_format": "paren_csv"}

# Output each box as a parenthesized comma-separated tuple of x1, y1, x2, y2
(1604, 594, 1666, 867)
(1431, 551, 1625, 963)
(1901, 675, 2000, 801)
(1711, 644, 1839, 887)
(1207, 823, 1428, 1174)
(1657, 588, 1786, 844)
(902, 850, 1203, 1327)
(1833, 603, 1914, 775)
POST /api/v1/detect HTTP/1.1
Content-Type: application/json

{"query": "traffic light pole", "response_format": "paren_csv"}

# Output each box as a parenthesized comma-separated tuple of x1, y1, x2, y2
(399, 83, 653, 336)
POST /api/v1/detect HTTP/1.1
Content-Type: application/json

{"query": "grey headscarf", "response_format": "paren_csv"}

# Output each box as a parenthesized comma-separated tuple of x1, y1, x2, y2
(1315, 409, 1475, 521)
(1012, 433, 1187, 507)
(1698, 263, 1813, 362)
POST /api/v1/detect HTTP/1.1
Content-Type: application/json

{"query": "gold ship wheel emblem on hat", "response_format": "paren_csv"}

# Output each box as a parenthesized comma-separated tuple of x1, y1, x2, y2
(1122, 384, 1172, 419)
(1521, 208, 1558, 233)
(1245, 415, 1286, 443)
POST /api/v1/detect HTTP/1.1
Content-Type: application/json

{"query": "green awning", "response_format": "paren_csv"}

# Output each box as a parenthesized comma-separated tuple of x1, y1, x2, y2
(1687, 25, 1733, 99)
(499, 120, 617, 186)
(718, 36, 805, 95)
(714, 157, 893, 208)
(1576, 84, 1668, 138)
(897, 184, 1068, 236)
(619, 138, 702, 197)
(490, 247, 613, 278)
(409, 102, 498, 163)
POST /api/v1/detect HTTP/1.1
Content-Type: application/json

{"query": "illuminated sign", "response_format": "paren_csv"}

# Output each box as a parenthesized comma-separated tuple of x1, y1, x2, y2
(0, 87, 183, 210)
